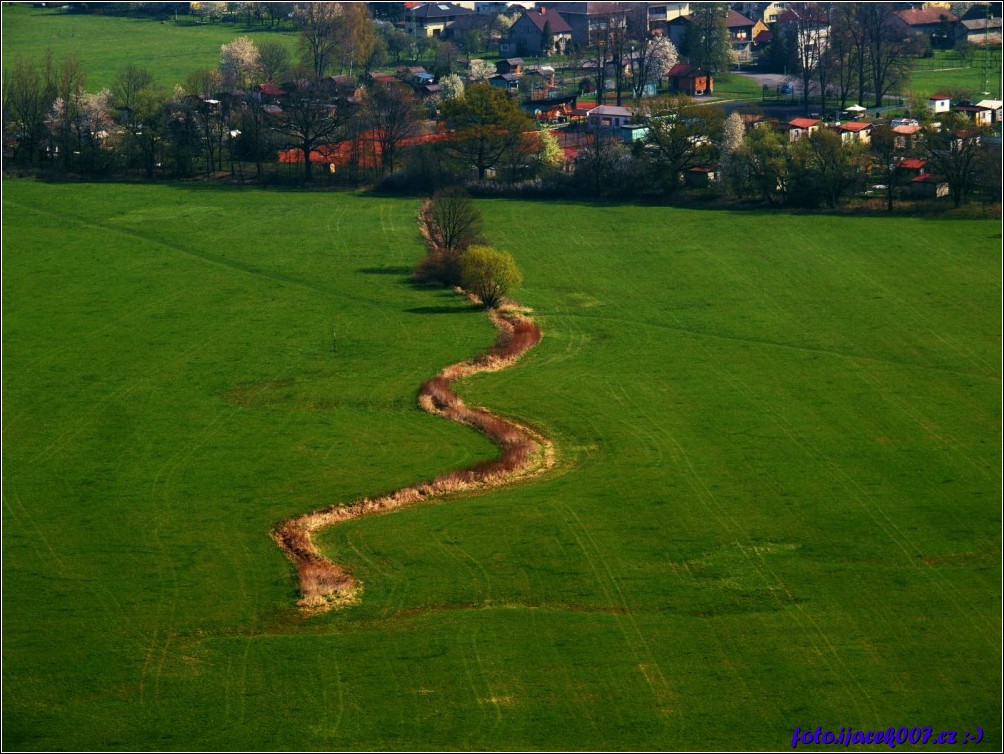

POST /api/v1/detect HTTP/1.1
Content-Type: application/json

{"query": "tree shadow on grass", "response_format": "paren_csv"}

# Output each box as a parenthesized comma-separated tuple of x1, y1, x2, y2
(356, 266, 414, 276)
(405, 305, 481, 315)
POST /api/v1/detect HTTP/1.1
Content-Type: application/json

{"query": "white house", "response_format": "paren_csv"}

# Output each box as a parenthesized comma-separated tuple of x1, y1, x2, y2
(927, 93, 952, 113)
(586, 105, 634, 130)
(975, 99, 1003, 123)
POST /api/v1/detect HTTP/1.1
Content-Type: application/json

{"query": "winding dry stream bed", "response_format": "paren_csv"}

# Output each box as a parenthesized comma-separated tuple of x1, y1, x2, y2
(272, 221, 554, 615)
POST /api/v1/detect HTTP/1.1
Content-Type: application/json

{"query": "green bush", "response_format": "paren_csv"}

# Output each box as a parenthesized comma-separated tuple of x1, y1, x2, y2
(459, 244, 522, 308)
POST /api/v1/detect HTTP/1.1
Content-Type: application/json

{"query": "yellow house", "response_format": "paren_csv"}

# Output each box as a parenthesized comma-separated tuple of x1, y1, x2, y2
(405, 2, 474, 38)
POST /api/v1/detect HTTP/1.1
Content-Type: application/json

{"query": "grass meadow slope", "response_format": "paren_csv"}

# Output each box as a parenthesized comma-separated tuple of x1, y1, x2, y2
(1, 4, 298, 91)
(2, 180, 1001, 750)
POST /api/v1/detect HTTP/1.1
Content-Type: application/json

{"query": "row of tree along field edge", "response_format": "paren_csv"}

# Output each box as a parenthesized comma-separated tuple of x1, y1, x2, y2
(3, 3, 1001, 209)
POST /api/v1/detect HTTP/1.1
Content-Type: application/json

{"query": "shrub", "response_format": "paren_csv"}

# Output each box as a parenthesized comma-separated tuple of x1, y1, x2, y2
(429, 186, 484, 253)
(414, 186, 485, 285)
(459, 245, 522, 309)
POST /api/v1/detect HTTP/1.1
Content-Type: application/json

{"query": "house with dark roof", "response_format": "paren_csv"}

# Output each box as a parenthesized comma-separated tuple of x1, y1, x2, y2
(960, 2, 1004, 22)
(665, 63, 713, 96)
(586, 104, 634, 130)
(404, 2, 475, 38)
(891, 7, 958, 48)
(537, 2, 628, 46)
(957, 16, 1003, 45)
(952, 103, 994, 127)
(500, 6, 573, 57)
(495, 57, 524, 75)
(488, 73, 520, 94)
(666, 9, 758, 62)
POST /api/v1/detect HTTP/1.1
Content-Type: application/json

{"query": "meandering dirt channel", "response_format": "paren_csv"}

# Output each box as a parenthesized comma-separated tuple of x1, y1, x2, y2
(272, 231, 554, 615)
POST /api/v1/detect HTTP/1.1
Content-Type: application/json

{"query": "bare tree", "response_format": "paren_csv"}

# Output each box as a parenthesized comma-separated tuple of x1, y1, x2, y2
(361, 81, 419, 175)
(293, 2, 342, 81)
(112, 63, 164, 176)
(3, 53, 57, 165)
(49, 56, 87, 172)
(924, 114, 991, 208)
(258, 40, 292, 84)
(429, 187, 484, 253)
(270, 79, 344, 180)
(785, 2, 829, 116)
(826, 3, 861, 110)
(869, 124, 900, 212)
(861, 2, 912, 107)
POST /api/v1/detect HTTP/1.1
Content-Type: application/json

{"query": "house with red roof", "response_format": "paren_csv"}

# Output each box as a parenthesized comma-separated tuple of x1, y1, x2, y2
(927, 93, 952, 114)
(787, 117, 821, 141)
(834, 121, 873, 145)
(896, 158, 929, 181)
(501, 6, 573, 57)
(685, 165, 719, 188)
(259, 82, 287, 98)
(911, 173, 950, 198)
(891, 123, 922, 150)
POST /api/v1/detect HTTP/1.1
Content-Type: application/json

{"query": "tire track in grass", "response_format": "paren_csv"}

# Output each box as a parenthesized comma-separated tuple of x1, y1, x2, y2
(272, 305, 555, 614)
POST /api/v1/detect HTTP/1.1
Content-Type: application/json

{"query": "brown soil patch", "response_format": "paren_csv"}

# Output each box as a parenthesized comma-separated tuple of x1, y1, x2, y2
(270, 206, 554, 615)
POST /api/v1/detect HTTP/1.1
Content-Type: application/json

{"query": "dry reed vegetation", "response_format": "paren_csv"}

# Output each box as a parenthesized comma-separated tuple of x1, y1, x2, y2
(271, 205, 551, 614)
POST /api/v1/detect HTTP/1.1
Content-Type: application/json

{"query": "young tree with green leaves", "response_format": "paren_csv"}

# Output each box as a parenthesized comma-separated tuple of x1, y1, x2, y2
(460, 245, 523, 308)
(634, 95, 724, 195)
(684, 2, 733, 76)
(441, 83, 533, 180)
(790, 128, 867, 208)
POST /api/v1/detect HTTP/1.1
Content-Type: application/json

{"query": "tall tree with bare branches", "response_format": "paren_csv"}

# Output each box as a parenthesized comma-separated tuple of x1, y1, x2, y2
(293, 2, 342, 81)
(361, 81, 419, 175)
(270, 79, 344, 180)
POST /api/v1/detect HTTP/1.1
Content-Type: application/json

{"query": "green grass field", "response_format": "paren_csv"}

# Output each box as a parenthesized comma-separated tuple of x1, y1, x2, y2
(1, 4, 298, 90)
(2, 180, 1001, 751)
(907, 48, 1004, 99)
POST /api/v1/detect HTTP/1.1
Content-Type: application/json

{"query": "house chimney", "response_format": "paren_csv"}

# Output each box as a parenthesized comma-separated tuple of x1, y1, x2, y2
(540, 6, 546, 13)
